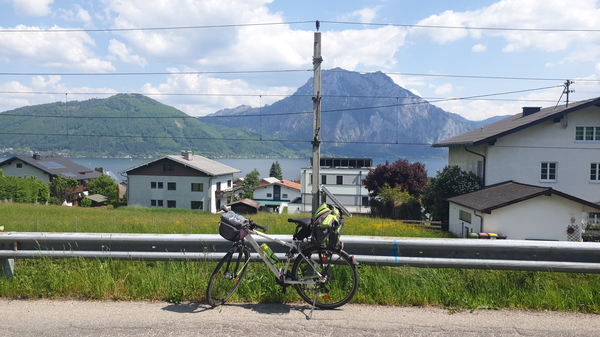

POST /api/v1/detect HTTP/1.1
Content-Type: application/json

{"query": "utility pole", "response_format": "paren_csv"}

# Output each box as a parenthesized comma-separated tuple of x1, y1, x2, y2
(564, 80, 574, 108)
(311, 25, 322, 214)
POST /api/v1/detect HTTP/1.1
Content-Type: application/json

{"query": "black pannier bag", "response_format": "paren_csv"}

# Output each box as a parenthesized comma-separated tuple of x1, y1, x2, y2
(219, 211, 249, 241)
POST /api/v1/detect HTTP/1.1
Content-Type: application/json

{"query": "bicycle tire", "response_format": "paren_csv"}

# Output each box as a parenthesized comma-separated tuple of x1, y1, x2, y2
(292, 246, 358, 309)
(206, 245, 250, 307)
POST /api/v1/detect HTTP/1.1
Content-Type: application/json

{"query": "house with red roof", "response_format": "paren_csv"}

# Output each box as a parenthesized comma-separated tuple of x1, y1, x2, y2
(249, 179, 301, 213)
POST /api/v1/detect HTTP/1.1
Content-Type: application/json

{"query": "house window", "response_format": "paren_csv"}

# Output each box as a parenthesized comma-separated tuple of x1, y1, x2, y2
(167, 200, 176, 208)
(167, 182, 176, 190)
(157, 182, 163, 189)
(541, 162, 557, 181)
(310, 174, 312, 185)
(163, 164, 174, 172)
(151, 200, 156, 206)
(336, 176, 343, 185)
(267, 193, 272, 198)
(576, 126, 600, 141)
(227, 180, 232, 188)
(459, 210, 472, 223)
(362, 196, 369, 206)
(216, 182, 221, 191)
(157, 200, 163, 207)
(16, 163, 22, 168)
(591, 163, 600, 181)
(321, 175, 327, 184)
(151, 182, 156, 189)
(191, 201, 203, 210)
(191, 183, 204, 192)
(283, 194, 288, 198)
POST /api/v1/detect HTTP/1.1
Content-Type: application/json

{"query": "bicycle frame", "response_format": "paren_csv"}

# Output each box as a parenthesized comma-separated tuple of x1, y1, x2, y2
(243, 229, 323, 286)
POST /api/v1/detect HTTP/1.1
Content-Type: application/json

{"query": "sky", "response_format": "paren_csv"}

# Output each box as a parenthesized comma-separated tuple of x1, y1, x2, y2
(1, 0, 600, 121)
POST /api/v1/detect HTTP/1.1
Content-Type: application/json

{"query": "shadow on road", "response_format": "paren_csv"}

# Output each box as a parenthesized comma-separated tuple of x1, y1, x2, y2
(161, 301, 316, 319)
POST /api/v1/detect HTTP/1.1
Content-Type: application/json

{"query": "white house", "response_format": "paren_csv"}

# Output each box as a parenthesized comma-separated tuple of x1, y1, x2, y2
(447, 181, 600, 241)
(250, 179, 301, 213)
(120, 151, 241, 213)
(433, 98, 600, 202)
(300, 158, 372, 214)
(0, 153, 102, 205)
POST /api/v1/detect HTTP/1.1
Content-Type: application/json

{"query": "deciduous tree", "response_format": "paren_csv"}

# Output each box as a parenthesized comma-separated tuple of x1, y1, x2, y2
(363, 159, 428, 198)
(241, 168, 260, 199)
(422, 165, 482, 223)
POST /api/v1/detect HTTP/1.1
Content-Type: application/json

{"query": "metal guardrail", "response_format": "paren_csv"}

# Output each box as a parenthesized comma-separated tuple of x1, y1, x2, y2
(2, 232, 600, 277)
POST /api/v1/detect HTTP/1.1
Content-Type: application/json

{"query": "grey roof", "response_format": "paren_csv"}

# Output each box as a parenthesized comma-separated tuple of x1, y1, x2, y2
(85, 194, 109, 203)
(433, 97, 600, 147)
(447, 181, 600, 214)
(120, 154, 241, 176)
(0, 155, 102, 181)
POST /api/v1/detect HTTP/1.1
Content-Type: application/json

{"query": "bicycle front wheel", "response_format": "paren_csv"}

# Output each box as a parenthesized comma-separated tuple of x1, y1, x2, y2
(292, 246, 358, 309)
(206, 245, 250, 307)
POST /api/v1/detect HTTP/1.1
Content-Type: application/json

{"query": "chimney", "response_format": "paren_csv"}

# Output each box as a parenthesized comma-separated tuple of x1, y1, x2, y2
(522, 107, 541, 117)
(33, 153, 41, 160)
(181, 150, 193, 161)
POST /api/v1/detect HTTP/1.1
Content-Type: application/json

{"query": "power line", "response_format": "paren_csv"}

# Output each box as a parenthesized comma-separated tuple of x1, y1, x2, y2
(0, 84, 564, 119)
(0, 21, 315, 33)
(0, 131, 433, 146)
(2, 19, 598, 34)
(0, 69, 310, 76)
(321, 20, 600, 33)
(324, 69, 600, 82)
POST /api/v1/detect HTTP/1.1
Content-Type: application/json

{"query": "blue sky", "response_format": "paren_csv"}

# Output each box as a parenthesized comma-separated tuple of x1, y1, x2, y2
(1, 0, 600, 120)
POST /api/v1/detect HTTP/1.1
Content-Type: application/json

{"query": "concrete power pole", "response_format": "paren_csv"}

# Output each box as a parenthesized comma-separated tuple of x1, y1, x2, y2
(311, 29, 322, 214)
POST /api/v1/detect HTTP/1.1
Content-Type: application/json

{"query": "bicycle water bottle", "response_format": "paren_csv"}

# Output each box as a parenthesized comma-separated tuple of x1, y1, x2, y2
(260, 243, 278, 264)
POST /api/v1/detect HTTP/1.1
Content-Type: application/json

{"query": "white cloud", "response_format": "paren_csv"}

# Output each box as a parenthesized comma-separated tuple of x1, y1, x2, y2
(472, 44, 486, 52)
(108, 39, 148, 67)
(101, 0, 406, 72)
(431, 83, 453, 95)
(0, 25, 114, 72)
(58, 4, 93, 27)
(411, 0, 600, 53)
(6, 0, 53, 17)
(325, 26, 407, 70)
(0, 77, 118, 113)
(140, 68, 295, 116)
(339, 6, 382, 24)
(432, 86, 569, 120)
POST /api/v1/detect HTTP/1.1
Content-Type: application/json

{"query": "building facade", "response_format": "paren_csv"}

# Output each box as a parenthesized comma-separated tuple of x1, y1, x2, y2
(121, 152, 241, 213)
(300, 158, 372, 214)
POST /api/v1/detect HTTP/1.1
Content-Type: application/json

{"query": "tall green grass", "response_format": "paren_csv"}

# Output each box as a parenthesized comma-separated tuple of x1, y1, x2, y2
(1, 202, 600, 313)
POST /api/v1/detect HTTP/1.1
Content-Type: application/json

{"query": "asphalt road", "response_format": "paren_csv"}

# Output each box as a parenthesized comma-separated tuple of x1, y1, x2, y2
(1, 300, 599, 336)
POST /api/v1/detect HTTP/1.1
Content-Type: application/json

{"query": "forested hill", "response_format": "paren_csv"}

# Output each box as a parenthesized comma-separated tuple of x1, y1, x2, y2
(0, 94, 295, 158)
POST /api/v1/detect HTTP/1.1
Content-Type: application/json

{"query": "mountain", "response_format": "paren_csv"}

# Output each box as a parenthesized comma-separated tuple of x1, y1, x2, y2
(203, 68, 481, 158)
(0, 94, 294, 158)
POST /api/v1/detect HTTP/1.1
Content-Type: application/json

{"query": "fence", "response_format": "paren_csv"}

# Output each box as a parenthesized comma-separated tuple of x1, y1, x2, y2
(2, 232, 600, 278)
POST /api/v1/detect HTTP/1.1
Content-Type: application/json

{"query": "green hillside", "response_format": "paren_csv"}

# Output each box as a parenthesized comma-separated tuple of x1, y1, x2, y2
(0, 94, 295, 158)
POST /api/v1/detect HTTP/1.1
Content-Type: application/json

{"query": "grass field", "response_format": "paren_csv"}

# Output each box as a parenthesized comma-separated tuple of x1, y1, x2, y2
(1, 202, 599, 313)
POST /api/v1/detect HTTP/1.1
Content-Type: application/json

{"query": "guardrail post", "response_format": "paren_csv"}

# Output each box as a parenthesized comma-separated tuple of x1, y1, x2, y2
(1, 258, 14, 278)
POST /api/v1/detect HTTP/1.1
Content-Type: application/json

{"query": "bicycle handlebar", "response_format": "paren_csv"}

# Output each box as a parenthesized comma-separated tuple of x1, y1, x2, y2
(250, 221, 269, 232)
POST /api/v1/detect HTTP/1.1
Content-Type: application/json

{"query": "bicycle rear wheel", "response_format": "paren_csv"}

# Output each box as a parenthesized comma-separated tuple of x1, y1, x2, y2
(206, 245, 250, 307)
(292, 246, 358, 309)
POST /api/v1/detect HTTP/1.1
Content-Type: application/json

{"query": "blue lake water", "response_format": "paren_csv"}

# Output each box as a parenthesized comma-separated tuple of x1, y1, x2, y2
(1, 156, 448, 182)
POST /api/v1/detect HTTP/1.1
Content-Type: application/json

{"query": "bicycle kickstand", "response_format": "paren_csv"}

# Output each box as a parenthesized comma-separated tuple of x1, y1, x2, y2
(308, 291, 317, 320)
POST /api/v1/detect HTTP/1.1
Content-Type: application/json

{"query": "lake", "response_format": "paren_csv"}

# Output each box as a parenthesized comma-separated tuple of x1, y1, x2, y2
(1, 156, 448, 182)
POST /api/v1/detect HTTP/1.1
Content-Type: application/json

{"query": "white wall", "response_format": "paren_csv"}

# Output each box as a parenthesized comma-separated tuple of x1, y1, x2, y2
(449, 106, 600, 203)
(1, 160, 51, 183)
(252, 185, 300, 201)
(128, 174, 228, 212)
(300, 167, 370, 214)
(449, 195, 586, 241)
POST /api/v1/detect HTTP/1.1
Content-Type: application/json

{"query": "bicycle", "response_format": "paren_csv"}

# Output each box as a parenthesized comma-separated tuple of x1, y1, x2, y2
(206, 186, 359, 314)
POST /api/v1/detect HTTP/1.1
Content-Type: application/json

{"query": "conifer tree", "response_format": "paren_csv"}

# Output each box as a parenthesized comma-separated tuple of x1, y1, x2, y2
(269, 161, 283, 180)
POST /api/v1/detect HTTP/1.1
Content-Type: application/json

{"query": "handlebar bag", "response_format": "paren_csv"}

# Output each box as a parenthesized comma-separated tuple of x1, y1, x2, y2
(219, 211, 249, 241)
